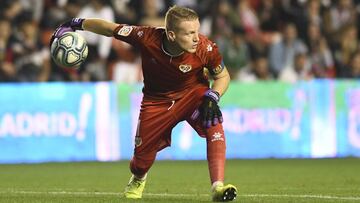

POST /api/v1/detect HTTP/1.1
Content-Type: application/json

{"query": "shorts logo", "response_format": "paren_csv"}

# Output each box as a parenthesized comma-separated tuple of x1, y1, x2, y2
(179, 64, 192, 73)
(211, 132, 224, 142)
(135, 136, 142, 147)
(117, 26, 133, 36)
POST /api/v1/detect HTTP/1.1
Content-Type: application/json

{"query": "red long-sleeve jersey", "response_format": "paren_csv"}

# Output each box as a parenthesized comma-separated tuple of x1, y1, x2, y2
(113, 25, 223, 100)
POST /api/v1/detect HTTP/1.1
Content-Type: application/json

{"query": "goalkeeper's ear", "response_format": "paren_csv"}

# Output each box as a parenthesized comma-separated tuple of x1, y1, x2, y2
(167, 31, 176, 42)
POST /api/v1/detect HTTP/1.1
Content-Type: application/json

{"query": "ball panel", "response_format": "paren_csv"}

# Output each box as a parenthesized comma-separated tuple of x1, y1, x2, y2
(67, 51, 80, 64)
(55, 49, 65, 62)
(59, 35, 74, 48)
(82, 46, 88, 59)
(75, 35, 86, 50)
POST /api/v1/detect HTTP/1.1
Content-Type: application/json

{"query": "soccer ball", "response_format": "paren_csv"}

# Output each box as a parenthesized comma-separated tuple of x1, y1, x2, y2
(50, 32, 88, 68)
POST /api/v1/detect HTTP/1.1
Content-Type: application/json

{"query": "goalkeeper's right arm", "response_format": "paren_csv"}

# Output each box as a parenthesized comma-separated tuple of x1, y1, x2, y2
(82, 18, 119, 37)
(50, 18, 119, 47)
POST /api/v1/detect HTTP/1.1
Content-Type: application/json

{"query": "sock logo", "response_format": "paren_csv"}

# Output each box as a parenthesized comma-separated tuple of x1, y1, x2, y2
(211, 132, 224, 142)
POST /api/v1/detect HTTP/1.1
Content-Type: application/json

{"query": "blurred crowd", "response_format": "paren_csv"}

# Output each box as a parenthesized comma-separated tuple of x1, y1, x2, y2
(1, 0, 360, 83)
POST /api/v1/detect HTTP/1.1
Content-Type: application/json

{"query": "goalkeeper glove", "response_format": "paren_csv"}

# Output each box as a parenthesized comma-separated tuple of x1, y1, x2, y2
(199, 89, 223, 128)
(50, 18, 85, 46)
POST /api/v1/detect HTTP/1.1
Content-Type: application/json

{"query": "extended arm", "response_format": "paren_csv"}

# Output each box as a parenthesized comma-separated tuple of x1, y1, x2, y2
(50, 18, 119, 45)
(82, 18, 119, 37)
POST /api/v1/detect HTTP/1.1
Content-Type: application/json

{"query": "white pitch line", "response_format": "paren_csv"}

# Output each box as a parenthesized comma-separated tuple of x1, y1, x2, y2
(0, 191, 204, 197)
(242, 194, 360, 201)
(1, 190, 360, 201)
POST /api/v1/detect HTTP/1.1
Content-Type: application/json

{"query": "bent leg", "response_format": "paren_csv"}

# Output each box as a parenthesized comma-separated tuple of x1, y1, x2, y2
(125, 98, 177, 199)
(130, 98, 177, 177)
(130, 150, 157, 177)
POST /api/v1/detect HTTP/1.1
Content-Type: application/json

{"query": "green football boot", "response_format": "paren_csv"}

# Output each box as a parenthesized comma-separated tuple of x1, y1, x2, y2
(124, 175, 146, 199)
(212, 183, 237, 202)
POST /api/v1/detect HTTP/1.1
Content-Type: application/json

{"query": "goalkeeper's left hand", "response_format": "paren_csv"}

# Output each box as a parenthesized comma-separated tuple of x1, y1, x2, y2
(50, 18, 85, 47)
(198, 89, 223, 128)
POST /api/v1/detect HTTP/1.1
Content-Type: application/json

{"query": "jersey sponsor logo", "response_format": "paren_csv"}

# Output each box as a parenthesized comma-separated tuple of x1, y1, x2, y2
(117, 26, 133, 36)
(211, 132, 224, 142)
(179, 64, 192, 73)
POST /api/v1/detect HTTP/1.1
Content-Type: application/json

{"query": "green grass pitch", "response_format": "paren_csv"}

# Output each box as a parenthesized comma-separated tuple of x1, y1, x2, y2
(0, 158, 359, 203)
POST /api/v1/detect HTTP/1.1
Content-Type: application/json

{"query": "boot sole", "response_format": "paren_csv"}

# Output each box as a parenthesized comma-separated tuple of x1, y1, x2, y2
(222, 187, 237, 201)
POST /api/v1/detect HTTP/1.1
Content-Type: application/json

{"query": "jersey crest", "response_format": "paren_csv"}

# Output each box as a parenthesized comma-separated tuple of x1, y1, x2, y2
(178, 64, 192, 73)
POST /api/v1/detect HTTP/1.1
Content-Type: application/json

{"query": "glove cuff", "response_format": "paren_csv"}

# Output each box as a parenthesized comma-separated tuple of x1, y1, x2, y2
(205, 89, 220, 103)
(70, 18, 85, 30)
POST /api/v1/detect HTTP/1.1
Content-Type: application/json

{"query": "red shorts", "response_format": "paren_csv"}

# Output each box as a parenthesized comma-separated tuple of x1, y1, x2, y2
(134, 85, 222, 155)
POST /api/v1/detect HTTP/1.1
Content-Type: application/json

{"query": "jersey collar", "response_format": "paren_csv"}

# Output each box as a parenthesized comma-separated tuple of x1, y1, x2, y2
(161, 34, 184, 57)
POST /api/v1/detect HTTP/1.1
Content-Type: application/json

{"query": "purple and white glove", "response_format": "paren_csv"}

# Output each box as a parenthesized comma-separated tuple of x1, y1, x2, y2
(198, 89, 223, 128)
(50, 18, 85, 46)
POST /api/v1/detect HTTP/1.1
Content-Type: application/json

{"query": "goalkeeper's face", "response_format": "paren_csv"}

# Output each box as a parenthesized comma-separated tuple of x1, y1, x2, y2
(173, 19, 200, 53)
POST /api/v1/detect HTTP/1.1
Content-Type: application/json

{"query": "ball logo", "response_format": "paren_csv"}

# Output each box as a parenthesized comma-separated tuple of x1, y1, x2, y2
(179, 64, 192, 73)
(118, 26, 133, 37)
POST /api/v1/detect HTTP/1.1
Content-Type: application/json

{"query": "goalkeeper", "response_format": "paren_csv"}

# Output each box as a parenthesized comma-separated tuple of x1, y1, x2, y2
(51, 5, 237, 202)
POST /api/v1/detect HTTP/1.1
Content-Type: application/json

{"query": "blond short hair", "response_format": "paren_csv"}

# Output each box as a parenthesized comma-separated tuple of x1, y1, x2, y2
(165, 5, 199, 32)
